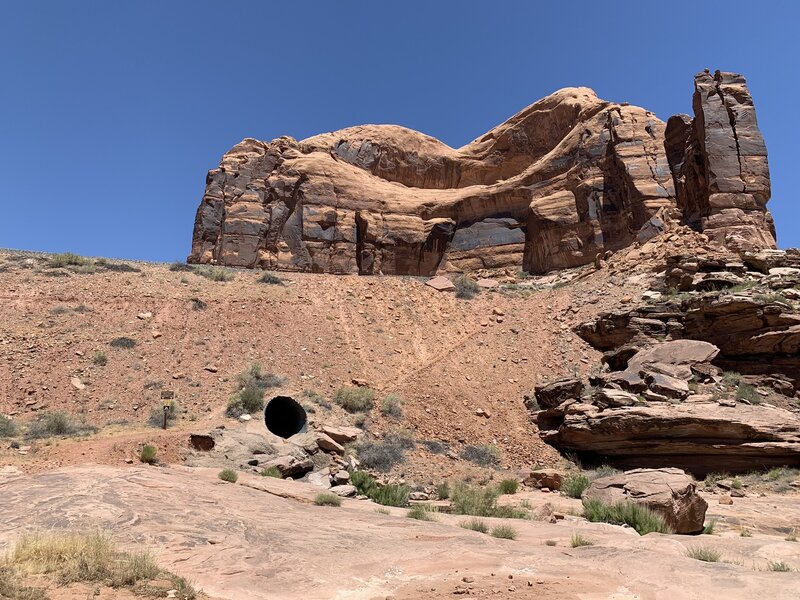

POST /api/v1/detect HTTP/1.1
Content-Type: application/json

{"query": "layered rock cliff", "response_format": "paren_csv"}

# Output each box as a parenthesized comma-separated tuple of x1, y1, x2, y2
(188, 71, 776, 275)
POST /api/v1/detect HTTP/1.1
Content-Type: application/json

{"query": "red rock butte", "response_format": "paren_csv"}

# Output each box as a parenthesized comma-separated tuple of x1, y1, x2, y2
(189, 70, 776, 275)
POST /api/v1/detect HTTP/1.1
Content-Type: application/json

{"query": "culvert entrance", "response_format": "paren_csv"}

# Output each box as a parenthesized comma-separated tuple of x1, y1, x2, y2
(264, 395, 308, 438)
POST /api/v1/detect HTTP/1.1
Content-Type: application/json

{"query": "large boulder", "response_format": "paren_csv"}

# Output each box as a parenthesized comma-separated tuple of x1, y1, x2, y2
(531, 378, 584, 410)
(582, 468, 707, 534)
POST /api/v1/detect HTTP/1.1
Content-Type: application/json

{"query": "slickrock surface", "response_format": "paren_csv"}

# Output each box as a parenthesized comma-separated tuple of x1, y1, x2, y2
(189, 70, 776, 275)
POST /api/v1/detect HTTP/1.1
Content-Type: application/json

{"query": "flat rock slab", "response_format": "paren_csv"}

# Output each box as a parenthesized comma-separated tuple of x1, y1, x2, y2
(425, 276, 455, 291)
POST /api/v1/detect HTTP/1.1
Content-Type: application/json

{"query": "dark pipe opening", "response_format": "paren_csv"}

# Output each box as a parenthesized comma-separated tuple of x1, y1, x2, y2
(264, 395, 308, 438)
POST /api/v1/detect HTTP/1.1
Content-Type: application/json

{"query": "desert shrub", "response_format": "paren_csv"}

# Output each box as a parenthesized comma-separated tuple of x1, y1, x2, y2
(740, 528, 752, 537)
(374, 507, 390, 515)
(460, 518, 488, 533)
(26, 412, 95, 439)
(460, 444, 499, 467)
(736, 382, 760, 403)
(314, 493, 342, 507)
(48, 252, 92, 268)
(368, 484, 410, 507)
(303, 389, 332, 409)
(169, 262, 195, 272)
(190, 297, 207, 310)
(499, 479, 519, 495)
(357, 430, 414, 472)
(94, 259, 140, 273)
(570, 532, 594, 547)
(731, 477, 743, 490)
(0, 415, 17, 438)
(261, 466, 282, 478)
(194, 266, 234, 282)
(545, 539, 557, 546)
(334, 386, 375, 413)
(703, 520, 717, 535)
(722, 371, 742, 387)
(582, 499, 671, 535)
(110, 336, 136, 349)
(407, 504, 437, 521)
(350, 470, 378, 496)
(768, 561, 791, 572)
(139, 445, 157, 464)
(562, 474, 590, 498)
(257, 272, 284, 285)
(685, 546, 720, 562)
(490, 525, 518, 540)
(0, 565, 46, 600)
(450, 482, 500, 517)
(380, 393, 403, 419)
(786, 530, 798, 542)
(226, 363, 286, 417)
(454, 275, 480, 299)
(92, 351, 108, 366)
(218, 469, 238, 483)
(148, 400, 179, 428)
(422, 439, 450, 454)
(50, 305, 70, 315)
(435, 481, 450, 499)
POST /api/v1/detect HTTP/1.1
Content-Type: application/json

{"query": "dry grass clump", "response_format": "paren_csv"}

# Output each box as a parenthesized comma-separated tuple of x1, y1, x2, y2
(570, 532, 594, 547)
(407, 504, 437, 521)
(26, 412, 96, 439)
(685, 546, 721, 562)
(314, 493, 342, 507)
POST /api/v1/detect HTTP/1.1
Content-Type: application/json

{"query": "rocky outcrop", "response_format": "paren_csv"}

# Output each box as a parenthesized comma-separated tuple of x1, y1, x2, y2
(665, 70, 775, 252)
(582, 468, 708, 534)
(189, 71, 776, 275)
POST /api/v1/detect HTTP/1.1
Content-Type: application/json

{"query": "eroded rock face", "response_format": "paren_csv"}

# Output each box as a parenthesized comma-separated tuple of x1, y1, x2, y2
(188, 71, 775, 275)
(583, 468, 708, 534)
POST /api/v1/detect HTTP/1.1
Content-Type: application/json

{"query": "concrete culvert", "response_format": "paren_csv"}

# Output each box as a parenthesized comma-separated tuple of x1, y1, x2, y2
(264, 395, 308, 438)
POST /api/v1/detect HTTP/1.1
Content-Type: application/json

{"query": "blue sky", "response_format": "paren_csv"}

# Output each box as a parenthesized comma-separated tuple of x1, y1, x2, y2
(1, 1, 797, 261)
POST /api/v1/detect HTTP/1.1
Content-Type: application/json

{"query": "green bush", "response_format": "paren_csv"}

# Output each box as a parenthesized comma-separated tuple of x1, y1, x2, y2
(380, 393, 403, 419)
(498, 479, 519, 495)
(48, 252, 92, 268)
(169, 262, 195, 272)
(459, 518, 488, 533)
(194, 266, 234, 282)
(334, 386, 375, 413)
(562, 474, 590, 498)
(435, 481, 450, 500)
(736, 382, 760, 403)
(0, 415, 17, 438)
(92, 351, 108, 366)
(454, 275, 480, 300)
(407, 504, 437, 521)
(139, 445, 157, 465)
(570, 532, 594, 547)
(768, 561, 791, 572)
(257, 272, 284, 285)
(582, 499, 671, 535)
(110, 336, 136, 349)
(450, 482, 500, 517)
(722, 371, 742, 387)
(351, 470, 378, 496)
(26, 412, 95, 439)
(685, 546, 720, 562)
(314, 493, 342, 507)
(260, 466, 282, 478)
(459, 444, 499, 467)
(218, 469, 238, 483)
(226, 363, 286, 417)
(368, 484, 409, 507)
(703, 520, 717, 535)
(490, 525, 517, 540)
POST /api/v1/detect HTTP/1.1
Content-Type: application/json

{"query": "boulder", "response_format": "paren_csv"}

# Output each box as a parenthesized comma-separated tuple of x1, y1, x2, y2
(329, 484, 356, 498)
(522, 468, 564, 491)
(532, 378, 584, 410)
(262, 455, 313, 478)
(320, 425, 362, 444)
(582, 468, 708, 534)
(425, 276, 456, 292)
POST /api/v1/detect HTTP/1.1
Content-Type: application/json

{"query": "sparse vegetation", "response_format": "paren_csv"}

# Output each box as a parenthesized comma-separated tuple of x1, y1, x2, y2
(380, 393, 404, 419)
(786, 530, 797, 542)
(735, 382, 761, 403)
(459, 444, 499, 467)
(582, 499, 671, 535)
(4, 531, 195, 598)
(261, 466, 282, 478)
(257, 272, 284, 285)
(703, 520, 717, 535)
(454, 275, 480, 300)
(92, 351, 108, 366)
(685, 546, 721, 562)
(740, 528, 752, 537)
(562, 473, 591, 498)
(303, 389, 332, 409)
(169, 262, 194, 272)
(721, 371, 742, 387)
(768, 561, 792, 572)
(47, 252, 93, 268)
(570, 532, 594, 547)
(110, 336, 136, 349)
(435, 481, 450, 500)
(449, 482, 525, 518)
(193, 265, 235, 282)
(498, 478, 519, 495)
(190, 297, 207, 310)
(26, 412, 96, 439)
(350, 470, 377, 496)
(0, 415, 17, 438)
(407, 504, 437, 521)
(490, 525, 518, 540)
(368, 483, 410, 507)
(314, 493, 342, 507)
(139, 444, 157, 464)
(545, 539, 557, 546)
(460, 518, 489, 533)
(334, 386, 375, 413)
(218, 469, 238, 483)
(226, 363, 286, 417)
(422, 439, 450, 455)
(357, 430, 414, 472)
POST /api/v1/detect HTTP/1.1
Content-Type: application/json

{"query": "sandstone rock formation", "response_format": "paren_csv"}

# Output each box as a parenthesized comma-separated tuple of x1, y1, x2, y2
(582, 468, 708, 534)
(188, 71, 776, 275)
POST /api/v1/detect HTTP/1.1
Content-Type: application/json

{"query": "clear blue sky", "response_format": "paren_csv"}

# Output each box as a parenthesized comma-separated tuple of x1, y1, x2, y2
(1, 1, 797, 261)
